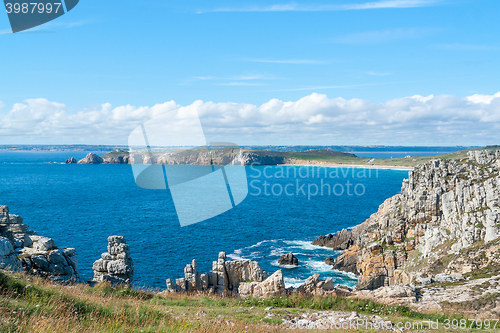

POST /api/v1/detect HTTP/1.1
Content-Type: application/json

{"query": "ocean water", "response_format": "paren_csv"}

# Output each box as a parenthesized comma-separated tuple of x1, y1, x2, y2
(0, 151, 409, 289)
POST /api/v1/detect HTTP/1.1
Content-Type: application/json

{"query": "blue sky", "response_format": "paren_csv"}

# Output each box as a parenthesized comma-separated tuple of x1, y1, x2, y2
(0, 0, 499, 145)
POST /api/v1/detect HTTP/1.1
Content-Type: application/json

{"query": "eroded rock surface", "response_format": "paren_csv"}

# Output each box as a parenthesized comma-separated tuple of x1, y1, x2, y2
(92, 236, 134, 285)
(166, 252, 272, 295)
(323, 150, 500, 292)
(278, 252, 299, 266)
(0, 205, 79, 282)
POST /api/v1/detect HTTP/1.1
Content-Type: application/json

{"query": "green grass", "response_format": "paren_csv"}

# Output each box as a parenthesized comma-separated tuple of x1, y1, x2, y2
(1, 270, 497, 332)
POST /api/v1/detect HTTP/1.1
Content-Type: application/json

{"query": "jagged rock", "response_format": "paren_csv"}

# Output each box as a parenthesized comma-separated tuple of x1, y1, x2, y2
(312, 229, 354, 250)
(166, 252, 268, 294)
(92, 236, 133, 285)
(77, 153, 103, 164)
(325, 257, 335, 265)
(65, 157, 77, 164)
(30, 236, 56, 252)
(239, 270, 285, 298)
(1, 205, 78, 281)
(293, 274, 349, 297)
(166, 278, 175, 292)
(278, 252, 299, 266)
(0, 236, 22, 271)
(330, 246, 359, 274)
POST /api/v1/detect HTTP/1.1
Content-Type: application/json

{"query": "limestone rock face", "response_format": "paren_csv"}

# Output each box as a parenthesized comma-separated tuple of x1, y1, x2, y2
(77, 153, 103, 164)
(277, 252, 299, 266)
(328, 150, 500, 290)
(92, 236, 133, 285)
(65, 157, 77, 164)
(166, 252, 268, 295)
(1, 205, 78, 281)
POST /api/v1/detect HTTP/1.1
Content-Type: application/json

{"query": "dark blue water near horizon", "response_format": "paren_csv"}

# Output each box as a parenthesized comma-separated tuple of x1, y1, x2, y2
(0, 151, 410, 289)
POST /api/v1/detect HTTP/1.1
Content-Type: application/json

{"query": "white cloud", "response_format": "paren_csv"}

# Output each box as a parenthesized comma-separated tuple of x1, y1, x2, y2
(1, 92, 500, 146)
(467, 92, 500, 105)
(202, 0, 441, 13)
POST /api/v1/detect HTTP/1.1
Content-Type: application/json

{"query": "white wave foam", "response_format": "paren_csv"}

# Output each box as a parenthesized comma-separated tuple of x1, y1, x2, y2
(269, 248, 288, 256)
(284, 277, 305, 288)
(247, 239, 281, 249)
(332, 269, 359, 280)
(227, 253, 246, 261)
(305, 260, 334, 272)
(283, 240, 328, 251)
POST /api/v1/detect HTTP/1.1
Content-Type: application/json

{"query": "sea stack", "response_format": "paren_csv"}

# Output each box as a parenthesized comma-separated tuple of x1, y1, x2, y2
(92, 236, 134, 285)
(278, 252, 299, 266)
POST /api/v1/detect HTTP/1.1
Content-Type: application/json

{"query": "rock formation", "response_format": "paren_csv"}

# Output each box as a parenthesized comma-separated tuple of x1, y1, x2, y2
(278, 252, 299, 266)
(312, 229, 355, 250)
(328, 150, 500, 292)
(0, 236, 21, 271)
(0, 205, 79, 281)
(92, 236, 134, 285)
(296, 274, 353, 297)
(324, 257, 335, 265)
(77, 153, 103, 164)
(238, 270, 286, 298)
(166, 252, 275, 295)
(65, 157, 77, 164)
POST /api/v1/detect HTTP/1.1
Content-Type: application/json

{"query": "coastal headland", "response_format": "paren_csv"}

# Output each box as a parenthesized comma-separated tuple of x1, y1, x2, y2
(1, 148, 500, 331)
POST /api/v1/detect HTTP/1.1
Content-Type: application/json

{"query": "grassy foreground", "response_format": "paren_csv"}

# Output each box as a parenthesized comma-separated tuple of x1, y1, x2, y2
(0, 270, 496, 332)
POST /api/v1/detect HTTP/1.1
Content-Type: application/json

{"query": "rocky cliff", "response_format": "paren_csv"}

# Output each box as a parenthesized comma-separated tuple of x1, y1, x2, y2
(327, 150, 500, 294)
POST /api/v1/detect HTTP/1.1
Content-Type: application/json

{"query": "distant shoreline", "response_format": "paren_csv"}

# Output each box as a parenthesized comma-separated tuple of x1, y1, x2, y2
(284, 163, 413, 170)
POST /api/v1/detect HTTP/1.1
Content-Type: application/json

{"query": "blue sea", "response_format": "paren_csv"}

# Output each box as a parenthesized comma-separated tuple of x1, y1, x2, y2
(0, 151, 410, 289)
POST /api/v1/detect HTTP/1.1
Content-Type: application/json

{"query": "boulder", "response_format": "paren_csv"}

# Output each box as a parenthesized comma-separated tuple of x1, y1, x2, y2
(434, 273, 464, 283)
(325, 257, 335, 265)
(278, 252, 299, 266)
(30, 236, 56, 252)
(65, 157, 77, 164)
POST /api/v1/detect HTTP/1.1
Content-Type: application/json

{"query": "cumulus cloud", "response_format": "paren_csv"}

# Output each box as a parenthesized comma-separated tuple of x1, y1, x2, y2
(1, 92, 499, 145)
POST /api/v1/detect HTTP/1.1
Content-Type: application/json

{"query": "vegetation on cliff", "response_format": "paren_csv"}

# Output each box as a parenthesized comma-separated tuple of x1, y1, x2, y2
(0, 270, 487, 332)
